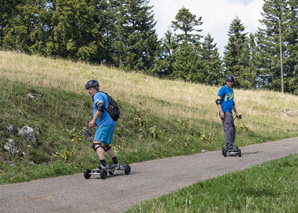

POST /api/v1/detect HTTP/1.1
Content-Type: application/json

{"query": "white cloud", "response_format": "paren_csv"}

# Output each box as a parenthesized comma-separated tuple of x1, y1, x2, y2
(149, 0, 263, 57)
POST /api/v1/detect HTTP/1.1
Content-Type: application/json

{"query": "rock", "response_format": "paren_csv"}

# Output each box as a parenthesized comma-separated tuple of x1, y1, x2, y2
(201, 150, 206, 153)
(18, 125, 37, 147)
(27, 92, 42, 102)
(4, 139, 19, 154)
(7, 124, 14, 137)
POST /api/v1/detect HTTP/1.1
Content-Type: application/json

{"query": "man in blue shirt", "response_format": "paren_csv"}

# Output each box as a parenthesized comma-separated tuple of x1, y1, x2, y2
(216, 75, 240, 149)
(85, 80, 120, 170)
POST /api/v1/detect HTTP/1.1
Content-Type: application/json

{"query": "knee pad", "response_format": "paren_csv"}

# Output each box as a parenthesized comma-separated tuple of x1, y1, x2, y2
(103, 145, 111, 152)
(92, 143, 102, 152)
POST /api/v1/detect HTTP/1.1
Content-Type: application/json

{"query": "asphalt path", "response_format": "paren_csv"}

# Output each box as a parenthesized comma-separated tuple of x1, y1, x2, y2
(1, 137, 298, 213)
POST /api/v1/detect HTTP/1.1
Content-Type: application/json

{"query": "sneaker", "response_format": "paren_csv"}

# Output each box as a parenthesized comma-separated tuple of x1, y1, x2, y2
(108, 163, 120, 170)
(97, 164, 107, 170)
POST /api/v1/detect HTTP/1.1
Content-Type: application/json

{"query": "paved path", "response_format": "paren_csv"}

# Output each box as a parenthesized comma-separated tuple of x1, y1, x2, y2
(1, 138, 298, 213)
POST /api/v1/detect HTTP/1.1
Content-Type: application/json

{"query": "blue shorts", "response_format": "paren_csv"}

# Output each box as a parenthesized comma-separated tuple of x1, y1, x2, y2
(94, 124, 116, 144)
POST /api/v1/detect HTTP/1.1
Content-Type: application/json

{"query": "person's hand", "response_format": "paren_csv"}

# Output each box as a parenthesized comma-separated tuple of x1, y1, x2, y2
(236, 114, 242, 119)
(88, 120, 96, 129)
(220, 111, 224, 119)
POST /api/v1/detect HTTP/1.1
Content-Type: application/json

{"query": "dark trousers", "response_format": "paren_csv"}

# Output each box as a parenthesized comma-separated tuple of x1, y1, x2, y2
(222, 112, 236, 148)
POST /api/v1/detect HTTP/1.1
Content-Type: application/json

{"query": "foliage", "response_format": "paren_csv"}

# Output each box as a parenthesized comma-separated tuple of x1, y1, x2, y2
(256, 0, 298, 92)
(224, 16, 252, 89)
(1, 1, 298, 93)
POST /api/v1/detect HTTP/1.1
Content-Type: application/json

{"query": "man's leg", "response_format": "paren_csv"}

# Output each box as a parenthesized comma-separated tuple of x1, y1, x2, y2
(92, 141, 107, 168)
(231, 119, 236, 147)
(223, 112, 234, 149)
(102, 144, 116, 158)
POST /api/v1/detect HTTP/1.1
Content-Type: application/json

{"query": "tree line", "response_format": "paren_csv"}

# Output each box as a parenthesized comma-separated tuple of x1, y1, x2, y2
(1, 0, 297, 94)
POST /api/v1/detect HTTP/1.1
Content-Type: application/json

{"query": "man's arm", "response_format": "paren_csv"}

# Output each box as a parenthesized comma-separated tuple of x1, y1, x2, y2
(217, 96, 224, 119)
(89, 101, 103, 129)
(233, 105, 239, 117)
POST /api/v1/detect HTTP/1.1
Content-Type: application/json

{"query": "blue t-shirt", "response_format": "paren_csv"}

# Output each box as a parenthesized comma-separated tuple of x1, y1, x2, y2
(218, 86, 234, 113)
(93, 92, 116, 127)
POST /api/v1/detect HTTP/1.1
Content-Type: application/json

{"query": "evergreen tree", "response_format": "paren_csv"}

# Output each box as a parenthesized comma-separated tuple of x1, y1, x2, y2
(2, 0, 47, 53)
(171, 6, 203, 43)
(0, 0, 23, 47)
(283, 0, 298, 93)
(201, 33, 222, 85)
(170, 7, 204, 83)
(156, 29, 178, 76)
(247, 33, 261, 88)
(256, 0, 298, 92)
(224, 16, 252, 89)
(49, 0, 103, 62)
(172, 39, 202, 82)
(105, 0, 127, 67)
(120, 0, 159, 72)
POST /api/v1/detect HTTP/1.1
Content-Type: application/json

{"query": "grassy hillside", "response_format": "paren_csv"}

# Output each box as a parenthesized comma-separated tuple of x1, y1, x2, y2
(1, 51, 298, 184)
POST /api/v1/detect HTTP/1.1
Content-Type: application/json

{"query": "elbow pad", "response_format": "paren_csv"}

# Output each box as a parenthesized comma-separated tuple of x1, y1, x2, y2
(215, 99, 221, 105)
(97, 102, 105, 112)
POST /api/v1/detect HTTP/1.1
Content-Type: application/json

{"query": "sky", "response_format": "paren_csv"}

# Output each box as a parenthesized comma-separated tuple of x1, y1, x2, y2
(149, 0, 264, 57)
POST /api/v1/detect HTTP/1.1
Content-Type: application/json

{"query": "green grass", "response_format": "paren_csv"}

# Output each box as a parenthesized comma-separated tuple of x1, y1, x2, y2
(1, 51, 298, 187)
(126, 153, 298, 212)
(1, 77, 297, 185)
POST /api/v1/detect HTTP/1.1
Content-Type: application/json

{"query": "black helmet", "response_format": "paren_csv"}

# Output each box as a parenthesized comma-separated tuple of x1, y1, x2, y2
(226, 75, 235, 82)
(85, 80, 99, 89)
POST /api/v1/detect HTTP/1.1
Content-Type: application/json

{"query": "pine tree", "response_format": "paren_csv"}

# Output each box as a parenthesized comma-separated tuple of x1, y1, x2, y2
(105, 0, 127, 67)
(2, 0, 46, 53)
(49, 0, 103, 62)
(119, 0, 158, 72)
(156, 29, 178, 76)
(170, 7, 204, 83)
(247, 33, 259, 88)
(283, 0, 298, 93)
(201, 33, 222, 85)
(172, 39, 202, 82)
(256, 0, 298, 92)
(171, 6, 203, 43)
(0, 0, 23, 47)
(224, 16, 252, 89)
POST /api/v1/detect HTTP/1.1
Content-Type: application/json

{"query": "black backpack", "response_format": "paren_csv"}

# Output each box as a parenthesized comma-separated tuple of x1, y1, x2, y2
(99, 91, 120, 121)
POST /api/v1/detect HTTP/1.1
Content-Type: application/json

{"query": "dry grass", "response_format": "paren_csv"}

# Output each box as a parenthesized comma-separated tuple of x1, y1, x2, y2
(1, 51, 298, 136)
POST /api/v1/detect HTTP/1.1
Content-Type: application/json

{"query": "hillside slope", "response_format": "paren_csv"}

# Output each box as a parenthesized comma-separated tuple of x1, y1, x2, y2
(1, 51, 298, 184)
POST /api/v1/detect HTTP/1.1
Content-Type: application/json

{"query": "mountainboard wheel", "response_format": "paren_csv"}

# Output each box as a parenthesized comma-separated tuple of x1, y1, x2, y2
(100, 169, 108, 179)
(84, 168, 91, 179)
(223, 149, 227, 157)
(124, 165, 131, 175)
(238, 149, 241, 157)
(222, 147, 225, 155)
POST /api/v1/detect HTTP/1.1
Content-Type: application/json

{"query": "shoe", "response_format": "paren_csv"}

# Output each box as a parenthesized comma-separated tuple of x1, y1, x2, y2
(108, 163, 120, 170)
(97, 164, 107, 170)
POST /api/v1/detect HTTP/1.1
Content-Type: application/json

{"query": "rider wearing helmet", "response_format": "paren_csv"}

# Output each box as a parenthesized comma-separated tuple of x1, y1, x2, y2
(85, 80, 120, 170)
(215, 75, 240, 149)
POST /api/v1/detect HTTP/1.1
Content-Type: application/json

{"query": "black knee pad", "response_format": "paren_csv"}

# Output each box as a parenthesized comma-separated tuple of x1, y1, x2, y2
(92, 143, 102, 151)
(103, 145, 111, 152)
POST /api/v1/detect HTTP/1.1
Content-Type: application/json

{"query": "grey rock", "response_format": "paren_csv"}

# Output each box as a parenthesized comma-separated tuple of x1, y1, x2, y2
(18, 125, 37, 147)
(27, 93, 42, 102)
(7, 124, 14, 137)
(4, 139, 19, 154)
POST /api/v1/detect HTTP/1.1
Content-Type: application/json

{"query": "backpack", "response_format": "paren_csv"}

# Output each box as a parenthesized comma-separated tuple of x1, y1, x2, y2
(100, 91, 120, 121)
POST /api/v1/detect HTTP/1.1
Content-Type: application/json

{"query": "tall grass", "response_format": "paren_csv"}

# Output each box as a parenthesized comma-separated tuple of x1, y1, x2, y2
(1, 51, 297, 141)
